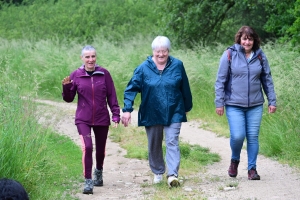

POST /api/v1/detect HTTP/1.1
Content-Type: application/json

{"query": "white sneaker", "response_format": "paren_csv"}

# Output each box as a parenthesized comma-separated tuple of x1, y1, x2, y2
(153, 174, 163, 184)
(167, 175, 180, 187)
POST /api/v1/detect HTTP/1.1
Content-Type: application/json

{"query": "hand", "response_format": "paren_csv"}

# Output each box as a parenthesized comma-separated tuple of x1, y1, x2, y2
(121, 112, 131, 127)
(62, 76, 73, 85)
(268, 106, 276, 113)
(216, 107, 224, 116)
(112, 122, 118, 128)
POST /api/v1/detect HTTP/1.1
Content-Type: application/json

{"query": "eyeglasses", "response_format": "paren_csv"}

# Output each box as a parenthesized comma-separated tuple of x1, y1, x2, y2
(154, 49, 169, 54)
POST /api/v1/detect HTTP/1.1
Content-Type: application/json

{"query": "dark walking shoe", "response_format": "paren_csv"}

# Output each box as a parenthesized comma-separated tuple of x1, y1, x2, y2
(228, 159, 240, 177)
(93, 168, 103, 186)
(248, 168, 260, 180)
(83, 179, 93, 194)
(167, 175, 180, 188)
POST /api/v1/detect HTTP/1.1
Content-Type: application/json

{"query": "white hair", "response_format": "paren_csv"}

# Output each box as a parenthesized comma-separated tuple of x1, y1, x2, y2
(151, 36, 171, 50)
(81, 45, 96, 56)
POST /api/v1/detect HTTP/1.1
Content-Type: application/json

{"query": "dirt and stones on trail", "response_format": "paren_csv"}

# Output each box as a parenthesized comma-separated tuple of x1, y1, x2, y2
(37, 100, 300, 200)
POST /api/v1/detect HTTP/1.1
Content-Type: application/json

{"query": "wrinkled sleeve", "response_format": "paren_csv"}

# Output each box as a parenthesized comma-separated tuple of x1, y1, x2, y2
(62, 71, 77, 103)
(180, 64, 193, 112)
(105, 70, 121, 123)
(260, 52, 277, 106)
(215, 51, 230, 108)
(122, 66, 143, 113)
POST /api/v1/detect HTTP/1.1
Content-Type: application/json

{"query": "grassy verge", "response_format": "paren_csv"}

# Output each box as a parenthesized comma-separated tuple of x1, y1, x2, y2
(109, 124, 220, 199)
(0, 75, 82, 199)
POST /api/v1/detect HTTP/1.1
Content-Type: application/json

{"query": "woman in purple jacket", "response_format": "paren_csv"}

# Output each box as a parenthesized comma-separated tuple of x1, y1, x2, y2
(62, 45, 120, 194)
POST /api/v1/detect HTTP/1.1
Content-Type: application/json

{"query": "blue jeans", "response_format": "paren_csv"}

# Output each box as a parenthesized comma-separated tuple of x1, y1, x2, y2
(225, 105, 263, 170)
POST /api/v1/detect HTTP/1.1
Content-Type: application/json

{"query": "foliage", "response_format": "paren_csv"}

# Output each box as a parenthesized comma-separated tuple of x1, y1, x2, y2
(0, 52, 82, 199)
(2, 0, 300, 46)
(226, 0, 272, 41)
(287, 0, 300, 45)
(156, 0, 300, 47)
(262, 0, 296, 39)
(157, 0, 236, 47)
(0, 0, 159, 43)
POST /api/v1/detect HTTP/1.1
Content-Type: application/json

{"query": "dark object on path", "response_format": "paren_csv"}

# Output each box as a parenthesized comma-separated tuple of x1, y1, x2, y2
(0, 178, 29, 200)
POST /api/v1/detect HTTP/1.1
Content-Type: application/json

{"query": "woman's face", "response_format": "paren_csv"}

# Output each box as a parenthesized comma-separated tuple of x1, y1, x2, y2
(152, 47, 169, 65)
(81, 50, 96, 70)
(240, 34, 254, 53)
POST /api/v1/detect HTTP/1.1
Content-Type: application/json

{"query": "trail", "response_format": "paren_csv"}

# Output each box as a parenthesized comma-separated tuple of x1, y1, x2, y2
(37, 100, 300, 200)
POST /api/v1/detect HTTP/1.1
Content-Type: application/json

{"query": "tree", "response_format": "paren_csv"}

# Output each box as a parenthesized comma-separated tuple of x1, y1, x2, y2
(262, 0, 296, 38)
(287, 0, 300, 45)
(157, 0, 235, 47)
(157, 0, 300, 47)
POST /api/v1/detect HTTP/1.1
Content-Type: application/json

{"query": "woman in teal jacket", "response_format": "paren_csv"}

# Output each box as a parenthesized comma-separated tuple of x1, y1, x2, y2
(122, 36, 192, 187)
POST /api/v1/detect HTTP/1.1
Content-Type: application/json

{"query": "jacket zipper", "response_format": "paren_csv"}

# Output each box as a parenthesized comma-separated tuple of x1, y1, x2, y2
(246, 57, 250, 107)
(91, 76, 95, 125)
(160, 59, 172, 77)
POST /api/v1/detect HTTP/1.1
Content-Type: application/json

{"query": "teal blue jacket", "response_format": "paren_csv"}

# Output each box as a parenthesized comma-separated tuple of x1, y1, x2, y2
(123, 56, 193, 126)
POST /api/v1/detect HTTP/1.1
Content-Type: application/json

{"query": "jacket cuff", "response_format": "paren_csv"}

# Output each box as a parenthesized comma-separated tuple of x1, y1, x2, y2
(122, 108, 133, 113)
(112, 116, 120, 123)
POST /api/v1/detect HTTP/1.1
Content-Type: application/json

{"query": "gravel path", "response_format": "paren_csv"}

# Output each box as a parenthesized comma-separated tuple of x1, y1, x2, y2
(37, 100, 300, 200)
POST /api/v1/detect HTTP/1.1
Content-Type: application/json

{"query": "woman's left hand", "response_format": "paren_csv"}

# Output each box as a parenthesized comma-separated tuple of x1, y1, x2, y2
(112, 122, 118, 128)
(268, 106, 276, 113)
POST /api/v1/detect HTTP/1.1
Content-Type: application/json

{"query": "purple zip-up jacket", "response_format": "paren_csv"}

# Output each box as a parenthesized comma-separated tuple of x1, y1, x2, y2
(62, 65, 120, 126)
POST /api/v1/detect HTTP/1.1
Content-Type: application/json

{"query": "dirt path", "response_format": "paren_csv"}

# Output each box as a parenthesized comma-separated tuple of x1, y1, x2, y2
(37, 100, 300, 200)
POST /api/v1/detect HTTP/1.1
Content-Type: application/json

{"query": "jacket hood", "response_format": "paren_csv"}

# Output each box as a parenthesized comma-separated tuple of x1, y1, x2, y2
(228, 44, 262, 57)
(77, 64, 105, 76)
(146, 56, 174, 72)
(78, 64, 103, 70)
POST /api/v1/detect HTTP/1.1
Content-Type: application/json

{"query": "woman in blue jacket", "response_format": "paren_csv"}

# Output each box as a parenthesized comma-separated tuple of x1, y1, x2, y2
(122, 36, 193, 187)
(215, 26, 277, 180)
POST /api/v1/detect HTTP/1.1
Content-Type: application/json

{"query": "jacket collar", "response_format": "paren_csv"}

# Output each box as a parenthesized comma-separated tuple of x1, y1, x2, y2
(229, 44, 262, 57)
(146, 56, 173, 71)
(78, 64, 105, 76)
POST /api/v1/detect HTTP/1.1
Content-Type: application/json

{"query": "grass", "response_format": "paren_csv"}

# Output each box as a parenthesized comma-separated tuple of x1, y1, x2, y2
(0, 72, 82, 199)
(109, 125, 220, 176)
(1, 35, 300, 199)
(109, 123, 220, 199)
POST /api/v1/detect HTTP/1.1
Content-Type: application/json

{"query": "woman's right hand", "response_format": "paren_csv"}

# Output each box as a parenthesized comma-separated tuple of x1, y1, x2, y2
(121, 112, 131, 127)
(216, 107, 224, 116)
(62, 76, 73, 85)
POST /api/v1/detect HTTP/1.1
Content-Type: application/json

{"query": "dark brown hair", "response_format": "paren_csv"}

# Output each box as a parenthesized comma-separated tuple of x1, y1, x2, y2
(234, 26, 261, 51)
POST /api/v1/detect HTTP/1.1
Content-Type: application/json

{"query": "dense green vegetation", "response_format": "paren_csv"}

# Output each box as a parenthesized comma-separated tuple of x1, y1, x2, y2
(0, 0, 299, 199)
(0, 0, 159, 43)
(1, 0, 300, 47)
(0, 73, 82, 199)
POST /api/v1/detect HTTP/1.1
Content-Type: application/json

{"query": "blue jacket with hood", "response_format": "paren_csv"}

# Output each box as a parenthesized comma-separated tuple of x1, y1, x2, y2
(123, 56, 193, 126)
(215, 44, 276, 108)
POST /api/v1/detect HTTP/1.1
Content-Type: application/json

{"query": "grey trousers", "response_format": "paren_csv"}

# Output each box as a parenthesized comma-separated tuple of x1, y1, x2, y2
(145, 123, 182, 177)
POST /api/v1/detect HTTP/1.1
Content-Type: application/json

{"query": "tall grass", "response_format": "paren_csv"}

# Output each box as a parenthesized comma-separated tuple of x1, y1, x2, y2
(2, 37, 300, 169)
(0, 53, 82, 199)
(0, 0, 160, 43)
(0, 36, 299, 198)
